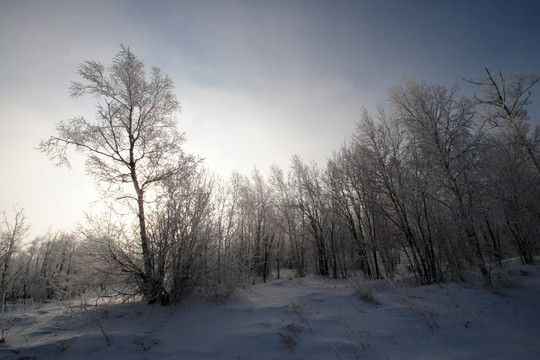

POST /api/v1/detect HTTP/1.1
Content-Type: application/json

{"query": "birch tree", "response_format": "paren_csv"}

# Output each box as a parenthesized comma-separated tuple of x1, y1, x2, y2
(39, 46, 190, 304)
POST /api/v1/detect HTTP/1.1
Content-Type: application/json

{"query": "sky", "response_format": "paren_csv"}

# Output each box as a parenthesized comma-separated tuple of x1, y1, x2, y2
(1, 0, 539, 239)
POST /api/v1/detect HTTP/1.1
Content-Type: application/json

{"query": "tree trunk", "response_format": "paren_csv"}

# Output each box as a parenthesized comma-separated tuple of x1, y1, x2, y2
(136, 191, 155, 302)
(130, 157, 162, 304)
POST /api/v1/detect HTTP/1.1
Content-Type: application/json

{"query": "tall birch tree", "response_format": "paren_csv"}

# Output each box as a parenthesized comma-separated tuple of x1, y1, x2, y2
(39, 46, 188, 304)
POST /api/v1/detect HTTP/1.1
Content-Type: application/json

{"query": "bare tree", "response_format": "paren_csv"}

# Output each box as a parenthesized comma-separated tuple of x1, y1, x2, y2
(39, 46, 191, 304)
(148, 166, 214, 302)
(0, 207, 29, 302)
(390, 80, 492, 286)
(352, 108, 434, 283)
(270, 165, 308, 278)
(467, 69, 540, 176)
(248, 169, 276, 282)
(327, 146, 386, 279)
(467, 69, 540, 264)
(289, 157, 334, 277)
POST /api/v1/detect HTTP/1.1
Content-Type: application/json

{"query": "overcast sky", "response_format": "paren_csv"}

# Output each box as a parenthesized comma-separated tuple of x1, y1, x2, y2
(1, 0, 539, 239)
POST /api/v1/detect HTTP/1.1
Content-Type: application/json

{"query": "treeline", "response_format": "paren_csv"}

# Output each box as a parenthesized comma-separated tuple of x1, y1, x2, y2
(2, 48, 538, 305)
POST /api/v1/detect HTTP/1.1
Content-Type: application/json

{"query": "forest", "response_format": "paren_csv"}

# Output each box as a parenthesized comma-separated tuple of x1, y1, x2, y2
(1, 47, 539, 309)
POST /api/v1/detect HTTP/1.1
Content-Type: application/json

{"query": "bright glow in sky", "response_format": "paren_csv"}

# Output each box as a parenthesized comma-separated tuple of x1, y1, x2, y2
(1, 0, 539, 238)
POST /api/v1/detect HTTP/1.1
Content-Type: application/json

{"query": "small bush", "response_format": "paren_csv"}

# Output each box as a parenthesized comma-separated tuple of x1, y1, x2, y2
(349, 278, 381, 305)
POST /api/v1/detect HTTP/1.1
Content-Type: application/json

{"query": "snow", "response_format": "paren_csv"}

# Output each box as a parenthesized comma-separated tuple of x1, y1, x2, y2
(2, 264, 539, 359)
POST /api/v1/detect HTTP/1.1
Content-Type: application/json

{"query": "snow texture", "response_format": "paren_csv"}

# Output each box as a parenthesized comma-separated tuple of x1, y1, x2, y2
(1, 263, 539, 359)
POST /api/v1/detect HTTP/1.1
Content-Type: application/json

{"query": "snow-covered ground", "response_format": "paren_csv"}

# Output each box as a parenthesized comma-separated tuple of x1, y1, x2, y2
(2, 263, 539, 359)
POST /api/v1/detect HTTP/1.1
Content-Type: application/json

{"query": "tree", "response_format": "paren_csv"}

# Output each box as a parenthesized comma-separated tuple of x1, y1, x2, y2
(390, 79, 491, 286)
(270, 165, 308, 278)
(39, 46, 190, 304)
(290, 157, 333, 277)
(467, 69, 540, 264)
(1, 207, 29, 302)
(247, 169, 276, 282)
(467, 69, 540, 176)
(351, 108, 431, 283)
(147, 166, 214, 302)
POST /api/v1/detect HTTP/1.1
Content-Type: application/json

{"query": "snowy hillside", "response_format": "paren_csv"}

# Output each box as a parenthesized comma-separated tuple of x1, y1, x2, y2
(2, 263, 539, 359)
